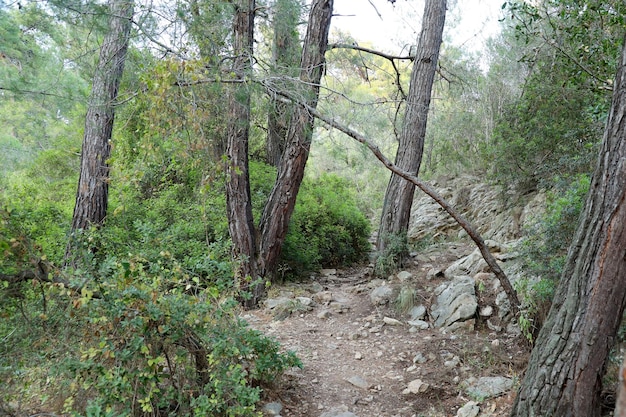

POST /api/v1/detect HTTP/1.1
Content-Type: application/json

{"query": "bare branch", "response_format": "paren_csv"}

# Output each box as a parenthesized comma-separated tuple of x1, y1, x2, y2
(264, 82, 521, 313)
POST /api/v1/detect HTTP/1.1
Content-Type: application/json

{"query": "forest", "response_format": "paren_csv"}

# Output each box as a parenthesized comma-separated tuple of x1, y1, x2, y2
(1, 0, 625, 416)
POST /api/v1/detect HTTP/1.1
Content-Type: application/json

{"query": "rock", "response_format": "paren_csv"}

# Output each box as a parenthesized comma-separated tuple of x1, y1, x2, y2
(408, 305, 427, 321)
(320, 411, 359, 417)
(496, 291, 511, 319)
(480, 305, 494, 317)
(346, 375, 371, 390)
(383, 317, 403, 326)
(413, 352, 428, 364)
(330, 301, 350, 313)
(397, 271, 413, 282)
(263, 402, 283, 416)
(456, 401, 480, 417)
(487, 319, 503, 332)
(370, 285, 394, 305)
(314, 291, 334, 304)
(296, 296, 313, 306)
(403, 379, 429, 394)
(465, 376, 514, 399)
(407, 319, 429, 330)
(320, 268, 337, 276)
(264, 297, 292, 310)
(431, 276, 478, 328)
(445, 249, 489, 278)
(354, 352, 363, 360)
(444, 356, 460, 368)
(445, 319, 475, 332)
(317, 310, 331, 319)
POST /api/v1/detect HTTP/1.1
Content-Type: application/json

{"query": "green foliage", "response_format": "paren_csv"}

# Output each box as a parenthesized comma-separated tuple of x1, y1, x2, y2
(374, 232, 409, 277)
(281, 173, 372, 276)
(515, 174, 590, 341)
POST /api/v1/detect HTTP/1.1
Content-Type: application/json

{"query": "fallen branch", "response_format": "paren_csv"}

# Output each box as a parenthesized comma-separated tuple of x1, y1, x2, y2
(264, 82, 521, 314)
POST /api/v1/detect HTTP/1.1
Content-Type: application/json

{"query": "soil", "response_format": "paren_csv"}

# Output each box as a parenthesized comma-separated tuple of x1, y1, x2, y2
(247, 242, 531, 417)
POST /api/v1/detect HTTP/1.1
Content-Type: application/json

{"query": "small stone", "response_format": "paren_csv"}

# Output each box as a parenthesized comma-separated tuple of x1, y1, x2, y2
(263, 402, 283, 416)
(456, 401, 480, 417)
(397, 271, 413, 282)
(402, 379, 429, 394)
(412, 352, 428, 364)
(354, 352, 363, 360)
(296, 296, 313, 306)
(480, 305, 494, 317)
(346, 375, 371, 390)
(317, 310, 332, 319)
(320, 268, 337, 276)
(383, 317, 403, 326)
(408, 305, 427, 321)
(487, 319, 502, 332)
(491, 339, 500, 347)
(407, 319, 429, 330)
(444, 356, 460, 368)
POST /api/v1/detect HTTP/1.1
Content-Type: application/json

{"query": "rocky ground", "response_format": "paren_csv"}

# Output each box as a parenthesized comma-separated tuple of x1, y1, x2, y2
(246, 240, 532, 417)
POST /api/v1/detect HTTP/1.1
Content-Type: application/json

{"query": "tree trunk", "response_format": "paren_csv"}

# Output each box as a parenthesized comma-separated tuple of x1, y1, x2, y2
(266, 0, 302, 166)
(224, 0, 259, 307)
(258, 0, 333, 277)
(65, 0, 133, 262)
(511, 34, 626, 417)
(377, 0, 446, 254)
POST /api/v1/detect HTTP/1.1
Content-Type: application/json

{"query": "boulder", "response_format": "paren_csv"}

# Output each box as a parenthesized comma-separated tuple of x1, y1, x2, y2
(431, 276, 477, 328)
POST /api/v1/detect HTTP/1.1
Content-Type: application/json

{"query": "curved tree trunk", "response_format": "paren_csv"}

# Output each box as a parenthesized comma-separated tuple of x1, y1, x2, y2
(258, 0, 333, 278)
(224, 0, 259, 307)
(377, 0, 446, 254)
(65, 0, 133, 263)
(511, 34, 626, 417)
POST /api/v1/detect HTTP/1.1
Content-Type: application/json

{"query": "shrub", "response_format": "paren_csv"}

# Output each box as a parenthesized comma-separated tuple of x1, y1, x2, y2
(280, 173, 371, 276)
(515, 174, 590, 341)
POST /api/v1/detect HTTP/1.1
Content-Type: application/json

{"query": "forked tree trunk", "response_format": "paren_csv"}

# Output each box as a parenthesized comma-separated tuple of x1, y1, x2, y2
(510, 34, 626, 417)
(65, 0, 133, 263)
(377, 0, 446, 253)
(258, 0, 333, 277)
(224, 0, 259, 307)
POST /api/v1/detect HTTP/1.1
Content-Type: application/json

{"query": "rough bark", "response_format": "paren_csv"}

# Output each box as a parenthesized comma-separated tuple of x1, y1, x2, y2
(377, 0, 446, 254)
(258, 0, 333, 277)
(511, 35, 626, 417)
(224, 0, 259, 307)
(267, 0, 302, 166)
(65, 0, 133, 262)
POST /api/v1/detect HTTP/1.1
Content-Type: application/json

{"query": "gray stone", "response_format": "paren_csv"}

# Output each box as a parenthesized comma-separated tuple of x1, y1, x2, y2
(479, 305, 494, 317)
(413, 352, 428, 364)
(320, 268, 337, 276)
(465, 376, 514, 399)
(370, 285, 394, 305)
(397, 270, 413, 282)
(263, 402, 283, 416)
(383, 317, 403, 326)
(402, 379, 429, 394)
(456, 401, 480, 417)
(296, 296, 313, 306)
(346, 375, 371, 390)
(408, 305, 427, 321)
(407, 319, 429, 330)
(320, 411, 359, 417)
(264, 297, 292, 310)
(431, 276, 477, 328)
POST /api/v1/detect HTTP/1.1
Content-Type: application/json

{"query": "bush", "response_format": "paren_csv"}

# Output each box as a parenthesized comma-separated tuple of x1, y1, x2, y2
(515, 174, 590, 341)
(280, 173, 371, 276)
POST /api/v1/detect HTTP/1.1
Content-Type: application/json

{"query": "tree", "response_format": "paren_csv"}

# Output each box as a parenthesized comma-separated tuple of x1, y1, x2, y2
(266, 0, 302, 166)
(510, 34, 626, 417)
(65, 0, 134, 261)
(257, 0, 333, 279)
(225, 0, 258, 305)
(377, 0, 446, 254)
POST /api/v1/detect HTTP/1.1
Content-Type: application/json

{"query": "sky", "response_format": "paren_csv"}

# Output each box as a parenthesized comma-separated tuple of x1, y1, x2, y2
(331, 0, 505, 55)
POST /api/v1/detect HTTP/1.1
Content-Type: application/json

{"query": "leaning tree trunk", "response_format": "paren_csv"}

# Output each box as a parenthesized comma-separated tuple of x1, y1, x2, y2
(224, 0, 259, 307)
(511, 34, 626, 417)
(65, 0, 134, 263)
(377, 0, 446, 254)
(266, 0, 302, 166)
(258, 0, 333, 278)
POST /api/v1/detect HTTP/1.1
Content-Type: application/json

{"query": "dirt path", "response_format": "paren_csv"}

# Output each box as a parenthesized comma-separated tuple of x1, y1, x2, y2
(246, 244, 530, 417)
